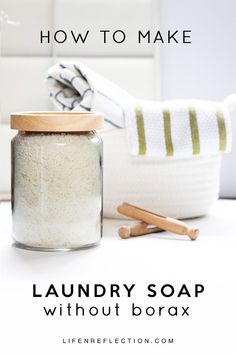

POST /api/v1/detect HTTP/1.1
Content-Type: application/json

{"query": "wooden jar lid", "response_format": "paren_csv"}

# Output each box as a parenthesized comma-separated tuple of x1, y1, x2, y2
(11, 111, 104, 132)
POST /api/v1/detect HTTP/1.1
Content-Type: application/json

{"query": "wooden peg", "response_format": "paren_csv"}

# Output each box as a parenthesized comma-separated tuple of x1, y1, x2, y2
(118, 222, 163, 239)
(117, 203, 199, 241)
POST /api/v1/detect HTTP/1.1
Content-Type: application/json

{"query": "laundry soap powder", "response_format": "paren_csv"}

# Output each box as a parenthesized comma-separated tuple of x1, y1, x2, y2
(11, 112, 103, 251)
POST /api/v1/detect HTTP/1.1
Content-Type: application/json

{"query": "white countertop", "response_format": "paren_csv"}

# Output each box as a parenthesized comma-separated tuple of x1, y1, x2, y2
(0, 200, 236, 354)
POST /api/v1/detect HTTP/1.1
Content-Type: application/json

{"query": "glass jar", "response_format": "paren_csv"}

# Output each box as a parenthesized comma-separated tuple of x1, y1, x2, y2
(11, 112, 103, 251)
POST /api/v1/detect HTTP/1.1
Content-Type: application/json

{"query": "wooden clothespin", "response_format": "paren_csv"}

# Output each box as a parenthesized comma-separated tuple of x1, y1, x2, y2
(117, 202, 199, 241)
(118, 221, 163, 239)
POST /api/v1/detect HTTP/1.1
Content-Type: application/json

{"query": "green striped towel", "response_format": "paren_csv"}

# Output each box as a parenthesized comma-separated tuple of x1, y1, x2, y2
(130, 99, 232, 157)
(47, 61, 233, 158)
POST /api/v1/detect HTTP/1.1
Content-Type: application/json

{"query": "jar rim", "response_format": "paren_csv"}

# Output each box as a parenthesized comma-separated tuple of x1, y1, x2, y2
(11, 111, 104, 132)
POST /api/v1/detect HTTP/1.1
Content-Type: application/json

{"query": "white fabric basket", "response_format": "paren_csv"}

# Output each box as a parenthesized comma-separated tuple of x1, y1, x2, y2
(102, 129, 221, 219)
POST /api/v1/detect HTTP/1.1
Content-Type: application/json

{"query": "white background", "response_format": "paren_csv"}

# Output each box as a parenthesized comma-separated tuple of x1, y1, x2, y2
(0, 1, 236, 353)
(1, 200, 236, 354)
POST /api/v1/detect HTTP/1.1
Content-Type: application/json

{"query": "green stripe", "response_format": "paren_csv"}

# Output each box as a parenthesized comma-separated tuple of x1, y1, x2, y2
(216, 110, 227, 151)
(135, 105, 146, 155)
(163, 108, 174, 156)
(189, 106, 200, 155)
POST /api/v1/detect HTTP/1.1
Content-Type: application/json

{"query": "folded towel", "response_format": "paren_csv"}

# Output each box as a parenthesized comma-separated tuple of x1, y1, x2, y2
(46, 62, 233, 158)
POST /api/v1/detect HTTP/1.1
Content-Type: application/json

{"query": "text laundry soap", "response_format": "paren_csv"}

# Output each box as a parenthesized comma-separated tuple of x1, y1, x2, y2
(11, 112, 103, 251)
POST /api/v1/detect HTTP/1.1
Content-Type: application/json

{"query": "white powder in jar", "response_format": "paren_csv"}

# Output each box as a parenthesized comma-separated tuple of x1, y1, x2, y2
(12, 132, 102, 249)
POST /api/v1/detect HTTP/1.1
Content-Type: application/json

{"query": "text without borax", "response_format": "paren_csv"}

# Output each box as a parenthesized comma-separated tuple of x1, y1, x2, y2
(33, 283, 204, 319)
(43, 302, 190, 317)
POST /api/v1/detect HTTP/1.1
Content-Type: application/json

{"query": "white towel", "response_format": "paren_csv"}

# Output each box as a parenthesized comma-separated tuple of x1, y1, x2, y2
(46, 61, 232, 158)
